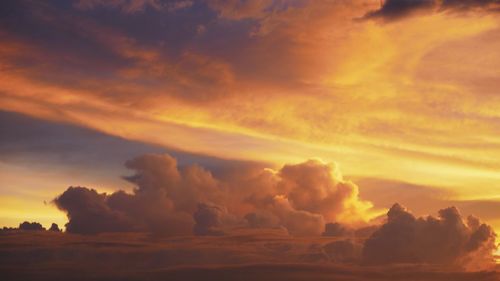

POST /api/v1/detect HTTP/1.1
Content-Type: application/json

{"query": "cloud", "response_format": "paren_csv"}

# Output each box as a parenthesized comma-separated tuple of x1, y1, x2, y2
(75, 0, 193, 13)
(323, 222, 352, 237)
(1, 229, 499, 280)
(323, 239, 363, 263)
(277, 160, 373, 223)
(442, 0, 500, 10)
(270, 195, 326, 236)
(54, 153, 376, 236)
(193, 203, 228, 236)
(48, 223, 61, 232)
(365, 0, 435, 19)
(53, 187, 138, 234)
(206, 0, 276, 20)
(18, 221, 45, 231)
(362, 203, 497, 270)
(365, 0, 500, 19)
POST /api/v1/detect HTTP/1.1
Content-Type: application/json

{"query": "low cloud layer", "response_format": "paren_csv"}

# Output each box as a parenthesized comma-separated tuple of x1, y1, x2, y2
(1, 229, 499, 281)
(363, 203, 497, 270)
(54, 153, 375, 236)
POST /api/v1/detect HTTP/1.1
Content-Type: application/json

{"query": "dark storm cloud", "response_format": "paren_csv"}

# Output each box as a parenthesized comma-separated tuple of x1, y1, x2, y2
(365, 0, 435, 19)
(365, 0, 500, 19)
(363, 203, 497, 269)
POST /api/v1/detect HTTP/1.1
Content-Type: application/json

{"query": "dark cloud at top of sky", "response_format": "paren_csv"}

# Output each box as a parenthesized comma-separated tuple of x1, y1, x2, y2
(0, 0, 319, 105)
(365, 0, 435, 19)
(365, 0, 500, 20)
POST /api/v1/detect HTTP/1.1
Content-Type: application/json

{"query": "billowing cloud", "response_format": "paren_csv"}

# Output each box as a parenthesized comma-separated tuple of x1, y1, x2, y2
(18, 221, 45, 231)
(193, 203, 229, 236)
(54, 153, 377, 236)
(53, 187, 139, 234)
(363, 203, 497, 270)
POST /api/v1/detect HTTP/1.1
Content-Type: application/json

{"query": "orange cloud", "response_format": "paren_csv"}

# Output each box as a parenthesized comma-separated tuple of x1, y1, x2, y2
(1, 0, 500, 235)
(54, 153, 379, 236)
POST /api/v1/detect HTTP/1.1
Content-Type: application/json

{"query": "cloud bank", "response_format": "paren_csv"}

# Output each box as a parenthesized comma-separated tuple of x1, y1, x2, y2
(54, 153, 375, 236)
(1, 229, 498, 281)
(51, 153, 498, 270)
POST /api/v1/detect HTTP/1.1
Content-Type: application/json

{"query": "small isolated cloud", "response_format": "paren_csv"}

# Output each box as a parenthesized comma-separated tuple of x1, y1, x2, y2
(362, 203, 497, 270)
(48, 223, 61, 232)
(18, 221, 45, 231)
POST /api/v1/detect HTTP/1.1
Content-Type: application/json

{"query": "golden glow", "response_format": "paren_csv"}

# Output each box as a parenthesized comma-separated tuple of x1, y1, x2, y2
(1, 2, 500, 233)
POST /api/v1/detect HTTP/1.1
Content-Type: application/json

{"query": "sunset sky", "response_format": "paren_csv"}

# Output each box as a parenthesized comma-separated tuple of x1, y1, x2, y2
(1, 1, 500, 277)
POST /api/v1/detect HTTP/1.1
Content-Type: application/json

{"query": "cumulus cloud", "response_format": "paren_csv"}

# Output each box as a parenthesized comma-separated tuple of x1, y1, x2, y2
(49, 223, 61, 232)
(54, 153, 376, 236)
(193, 203, 229, 236)
(18, 221, 45, 231)
(54, 187, 137, 234)
(362, 203, 497, 270)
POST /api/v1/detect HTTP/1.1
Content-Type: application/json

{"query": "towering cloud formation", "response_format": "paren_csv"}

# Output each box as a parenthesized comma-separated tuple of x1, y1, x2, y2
(54, 153, 375, 236)
(363, 203, 497, 270)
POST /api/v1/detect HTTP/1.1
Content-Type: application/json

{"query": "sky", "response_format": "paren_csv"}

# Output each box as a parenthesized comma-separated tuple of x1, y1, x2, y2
(1, 0, 500, 278)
